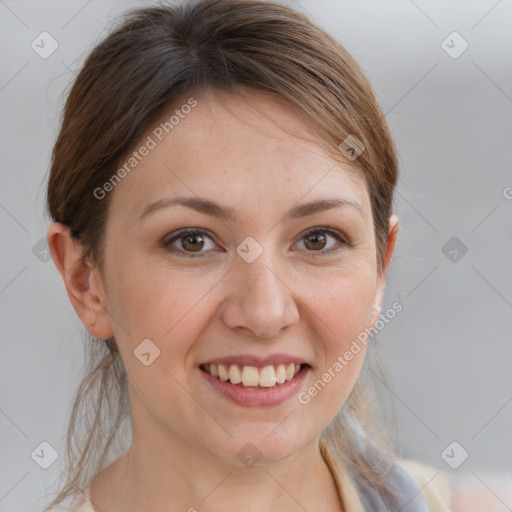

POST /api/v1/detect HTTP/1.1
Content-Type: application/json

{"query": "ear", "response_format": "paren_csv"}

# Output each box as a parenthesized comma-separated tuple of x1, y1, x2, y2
(368, 214, 399, 328)
(47, 222, 114, 339)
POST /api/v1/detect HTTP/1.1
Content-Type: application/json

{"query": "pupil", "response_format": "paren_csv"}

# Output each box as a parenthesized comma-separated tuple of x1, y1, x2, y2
(184, 234, 203, 251)
(306, 233, 325, 250)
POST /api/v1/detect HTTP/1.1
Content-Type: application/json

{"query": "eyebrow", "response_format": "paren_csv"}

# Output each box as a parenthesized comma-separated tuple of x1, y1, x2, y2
(139, 195, 364, 222)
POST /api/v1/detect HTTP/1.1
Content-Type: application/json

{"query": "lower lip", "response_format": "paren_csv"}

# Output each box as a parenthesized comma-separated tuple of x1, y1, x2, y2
(199, 366, 310, 407)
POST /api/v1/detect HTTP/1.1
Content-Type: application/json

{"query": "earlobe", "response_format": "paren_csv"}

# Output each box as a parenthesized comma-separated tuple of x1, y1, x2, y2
(46, 222, 114, 339)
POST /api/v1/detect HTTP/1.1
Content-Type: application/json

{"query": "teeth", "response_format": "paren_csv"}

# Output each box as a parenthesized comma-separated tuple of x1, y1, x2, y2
(260, 365, 277, 387)
(218, 364, 229, 381)
(203, 363, 304, 388)
(276, 364, 287, 384)
(228, 365, 242, 384)
(242, 366, 260, 387)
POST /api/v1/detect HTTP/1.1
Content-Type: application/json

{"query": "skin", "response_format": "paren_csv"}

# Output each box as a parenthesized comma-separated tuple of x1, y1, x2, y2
(48, 87, 399, 512)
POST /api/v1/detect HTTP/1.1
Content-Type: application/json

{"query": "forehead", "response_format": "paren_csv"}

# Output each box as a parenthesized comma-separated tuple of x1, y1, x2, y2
(108, 88, 370, 222)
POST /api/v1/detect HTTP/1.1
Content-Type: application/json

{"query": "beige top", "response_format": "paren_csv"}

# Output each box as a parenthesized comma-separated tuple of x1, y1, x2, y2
(70, 439, 453, 511)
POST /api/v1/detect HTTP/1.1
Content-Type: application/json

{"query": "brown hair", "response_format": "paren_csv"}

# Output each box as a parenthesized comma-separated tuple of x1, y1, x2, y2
(44, 0, 399, 509)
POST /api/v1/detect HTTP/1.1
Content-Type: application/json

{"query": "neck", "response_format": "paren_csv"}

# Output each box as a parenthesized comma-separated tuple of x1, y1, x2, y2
(90, 426, 344, 511)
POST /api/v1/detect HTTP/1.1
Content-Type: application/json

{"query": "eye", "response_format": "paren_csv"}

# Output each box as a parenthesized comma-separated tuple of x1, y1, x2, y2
(162, 226, 351, 258)
(294, 227, 350, 256)
(163, 228, 219, 257)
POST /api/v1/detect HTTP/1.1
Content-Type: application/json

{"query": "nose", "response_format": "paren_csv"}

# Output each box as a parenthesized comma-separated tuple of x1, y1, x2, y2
(221, 247, 300, 339)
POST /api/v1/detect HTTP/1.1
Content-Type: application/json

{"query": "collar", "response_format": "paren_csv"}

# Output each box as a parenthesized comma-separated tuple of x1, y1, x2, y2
(319, 436, 365, 512)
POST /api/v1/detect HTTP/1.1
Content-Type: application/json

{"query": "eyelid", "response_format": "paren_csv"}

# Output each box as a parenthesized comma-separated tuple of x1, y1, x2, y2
(162, 227, 221, 258)
(295, 226, 350, 245)
(292, 226, 351, 257)
(162, 226, 352, 257)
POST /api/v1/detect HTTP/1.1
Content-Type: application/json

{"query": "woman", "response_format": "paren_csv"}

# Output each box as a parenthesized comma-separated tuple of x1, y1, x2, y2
(45, 0, 454, 510)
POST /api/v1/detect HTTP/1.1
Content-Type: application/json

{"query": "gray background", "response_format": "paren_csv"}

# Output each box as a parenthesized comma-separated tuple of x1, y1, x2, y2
(1, 0, 511, 510)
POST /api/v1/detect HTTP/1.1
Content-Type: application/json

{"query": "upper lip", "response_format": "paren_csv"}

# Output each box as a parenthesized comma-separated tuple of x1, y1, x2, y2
(201, 354, 310, 368)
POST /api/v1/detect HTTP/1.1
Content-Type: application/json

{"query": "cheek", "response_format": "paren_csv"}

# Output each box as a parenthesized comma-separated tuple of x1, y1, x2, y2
(107, 257, 227, 344)
(297, 277, 373, 420)
(299, 261, 376, 341)
(298, 263, 375, 404)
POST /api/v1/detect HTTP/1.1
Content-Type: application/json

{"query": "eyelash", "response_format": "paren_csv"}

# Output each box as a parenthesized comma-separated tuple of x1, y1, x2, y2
(162, 227, 351, 258)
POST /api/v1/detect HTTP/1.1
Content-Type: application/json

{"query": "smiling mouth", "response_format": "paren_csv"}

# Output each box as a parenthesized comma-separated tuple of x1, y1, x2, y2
(199, 363, 308, 388)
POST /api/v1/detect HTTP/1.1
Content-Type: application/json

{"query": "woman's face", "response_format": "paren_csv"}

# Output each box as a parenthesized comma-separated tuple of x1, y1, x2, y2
(93, 88, 396, 466)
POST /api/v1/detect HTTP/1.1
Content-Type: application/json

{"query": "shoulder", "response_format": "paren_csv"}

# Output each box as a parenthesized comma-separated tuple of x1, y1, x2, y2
(45, 487, 94, 512)
(450, 472, 512, 512)
(396, 458, 453, 511)
(396, 459, 512, 512)
(72, 487, 94, 512)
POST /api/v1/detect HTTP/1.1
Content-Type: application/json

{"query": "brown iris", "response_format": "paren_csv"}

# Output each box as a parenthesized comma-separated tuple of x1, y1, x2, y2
(181, 233, 205, 252)
(303, 232, 327, 251)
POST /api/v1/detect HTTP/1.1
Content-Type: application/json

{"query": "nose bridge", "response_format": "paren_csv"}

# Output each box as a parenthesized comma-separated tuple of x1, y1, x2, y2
(222, 241, 299, 338)
(243, 246, 283, 302)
